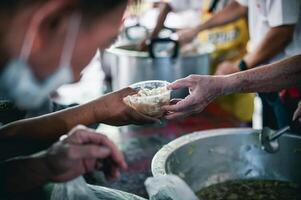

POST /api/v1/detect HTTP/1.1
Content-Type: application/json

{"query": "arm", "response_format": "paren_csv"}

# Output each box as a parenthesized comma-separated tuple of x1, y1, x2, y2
(0, 88, 159, 142)
(224, 55, 301, 93)
(164, 55, 301, 119)
(197, 1, 247, 32)
(1, 126, 127, 194)
(176, 1, 247, 44)
(244, 25, 295, 68)
(150, 3, 171, 40)
(215, 25, 295, 75)
(139, 2, 171, 50)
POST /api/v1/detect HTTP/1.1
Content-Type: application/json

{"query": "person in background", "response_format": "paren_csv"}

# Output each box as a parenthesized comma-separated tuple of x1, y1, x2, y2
(164, 54, 301, 125)
(172, 0, 301, 129)
(140, 0, 254, 125)
(139, 0, 202, 50)
(0, 0, 158, 197)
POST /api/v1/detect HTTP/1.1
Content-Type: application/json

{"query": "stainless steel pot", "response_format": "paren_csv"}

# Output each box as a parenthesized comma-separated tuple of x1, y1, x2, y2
(152, 128, 301, 192)
(105, 39, 212, 97)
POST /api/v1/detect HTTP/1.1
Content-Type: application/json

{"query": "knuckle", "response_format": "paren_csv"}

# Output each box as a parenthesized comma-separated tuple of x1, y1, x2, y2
(99, 133, 109, 139)
(74, 124, 86, 130)
(188, 74, 196, 80)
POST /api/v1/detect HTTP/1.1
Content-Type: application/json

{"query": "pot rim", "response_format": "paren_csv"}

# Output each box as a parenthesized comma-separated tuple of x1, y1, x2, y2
(106, 44, 213, 58)
(151, 128, 301, 177)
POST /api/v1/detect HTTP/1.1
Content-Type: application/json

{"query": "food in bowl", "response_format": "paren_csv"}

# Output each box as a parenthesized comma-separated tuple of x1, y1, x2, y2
(123, 81, 171, 118)
(197, 179, 301, 200)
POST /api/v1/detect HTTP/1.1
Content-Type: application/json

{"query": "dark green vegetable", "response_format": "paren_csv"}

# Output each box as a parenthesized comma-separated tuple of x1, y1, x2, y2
(196, 179, 301, 200)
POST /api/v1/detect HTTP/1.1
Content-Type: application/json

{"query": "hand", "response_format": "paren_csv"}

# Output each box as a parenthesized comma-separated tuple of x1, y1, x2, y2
(163, 75, 225, 120)
(95, 88, 160, 126)
(176, 28, 199, 45)
(138, 38, 148, 51)
(44, 125, 127, 182)
(293, 101, 301, 122)
(215, 61, 240, 75)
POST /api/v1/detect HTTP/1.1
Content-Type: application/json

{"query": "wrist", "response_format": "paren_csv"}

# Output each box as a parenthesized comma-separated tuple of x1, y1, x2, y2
(238, 59, 248, 71)
(2, 152, 51, 193)
(220, 75, 238, 95)
(91, 95, 112, 123)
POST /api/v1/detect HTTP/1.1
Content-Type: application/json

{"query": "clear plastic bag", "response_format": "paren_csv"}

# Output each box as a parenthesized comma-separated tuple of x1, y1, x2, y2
(51, 176, 145, 200)
(51, 175, 199, 200)
(145, 175, 200, 200)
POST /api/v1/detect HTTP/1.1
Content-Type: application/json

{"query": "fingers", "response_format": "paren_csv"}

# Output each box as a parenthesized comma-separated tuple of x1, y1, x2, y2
(165, 111, 191, 120)
(131, 110, 161, 125)
(101, 159, 121, 180)
(118, 87, 137, 98)
(293, 102, 301, 122)
(91, 134, 127, 171)
(168, 78, 192, 90)
(163, 95, 196, 112)
(66, 127, 127, 170)
(169, 98, 182, 105)
(71, 145, 111, 160)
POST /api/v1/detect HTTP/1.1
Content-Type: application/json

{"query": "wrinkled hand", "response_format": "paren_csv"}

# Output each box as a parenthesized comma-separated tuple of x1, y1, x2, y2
(176, 28, 199, 45)
(215, 61, 240, 75)
(163, 75, 224, 120)
(293, 101, 301, 122)
(44, 125, 127, 182)
(95, 88, 160, 126)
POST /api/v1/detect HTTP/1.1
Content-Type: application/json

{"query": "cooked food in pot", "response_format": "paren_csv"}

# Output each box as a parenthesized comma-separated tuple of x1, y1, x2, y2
(197, 179, 301, 200)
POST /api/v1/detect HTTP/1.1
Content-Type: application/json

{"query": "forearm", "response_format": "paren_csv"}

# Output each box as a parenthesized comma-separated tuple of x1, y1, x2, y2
(150, 3, 171, 39)
(244, 26, 295, 68)
(223, 54, 301, 94)
(1, 153, 50, 194)
(197, 1, 247, 32)
(0, 98, 106, 141)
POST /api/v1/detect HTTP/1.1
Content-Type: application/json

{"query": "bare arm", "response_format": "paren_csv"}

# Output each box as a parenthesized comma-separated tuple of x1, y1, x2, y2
(197, 1, 247, 32)
(150, 3, 171, 40)
(164, 55, 301, 119)
(139, 2, 171, 50)
(215, 25, 296, 75)
(176, 1, 247, 44)
(0, 88, 158, 146)
(244, 25, 295, 68)
(225, 54, 301, 94)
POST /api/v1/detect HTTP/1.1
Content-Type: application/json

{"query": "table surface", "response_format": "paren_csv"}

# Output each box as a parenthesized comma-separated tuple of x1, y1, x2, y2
(87, 103, 247, 198)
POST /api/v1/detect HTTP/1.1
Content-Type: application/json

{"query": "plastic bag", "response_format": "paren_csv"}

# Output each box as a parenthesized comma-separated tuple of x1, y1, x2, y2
(51, 175, 199, 200)
(51, 176, 145, 200)
(145, 175, 200, 200)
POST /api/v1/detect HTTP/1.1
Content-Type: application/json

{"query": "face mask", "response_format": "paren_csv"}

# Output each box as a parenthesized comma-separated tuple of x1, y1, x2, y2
(0, 13, 81, 109)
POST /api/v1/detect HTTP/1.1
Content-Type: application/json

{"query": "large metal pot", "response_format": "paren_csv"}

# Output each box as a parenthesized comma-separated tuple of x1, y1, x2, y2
(105, 39, 212, 97)
(152, 128, 301, 192)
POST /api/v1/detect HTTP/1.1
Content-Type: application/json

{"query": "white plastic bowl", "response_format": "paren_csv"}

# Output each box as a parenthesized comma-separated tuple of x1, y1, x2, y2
(123, 80, 171, 117)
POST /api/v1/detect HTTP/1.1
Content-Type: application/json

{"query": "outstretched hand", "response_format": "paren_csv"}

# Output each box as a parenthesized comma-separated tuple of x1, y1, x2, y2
(95, 88, 161, 126)
(163, 75, 225, 120)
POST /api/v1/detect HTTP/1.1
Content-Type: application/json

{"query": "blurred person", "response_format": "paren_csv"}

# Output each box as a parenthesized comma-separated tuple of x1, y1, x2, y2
(170, 0, 301, 128)
(139, 0, 254, 124)
(0, 0, 159, 158)
(0, 0, 160, 197)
